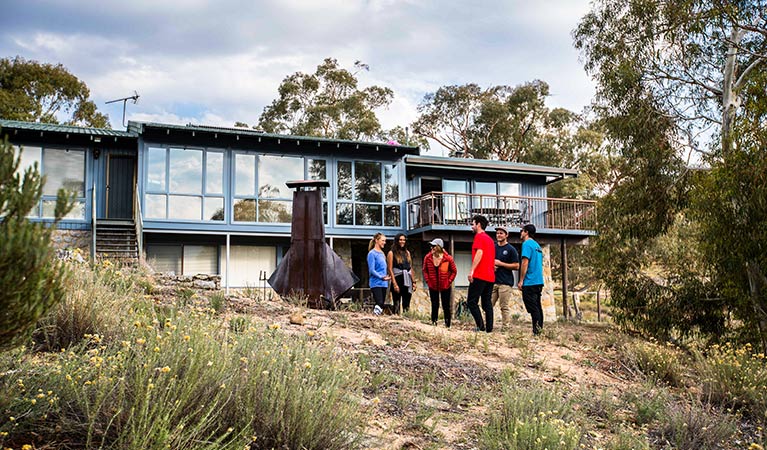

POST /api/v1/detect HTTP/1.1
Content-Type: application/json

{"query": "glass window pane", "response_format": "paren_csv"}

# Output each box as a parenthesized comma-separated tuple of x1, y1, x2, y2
(42, 199, 85, 219)
(499, 182, 520, 197)
(475, 181, 497, 209)
(147, 147, 166, 192)
(235, 154, 256, 196)
(337, 161, 352, 200)
(336, 202, 353, 225)
(233, 198, 256, 222)
(145, 194, 167, 219)
(168, 195, 202, 220)
(14, 145, 41, 177)
(384, 164, 399, 202)
(146, 245, 182, 274)
(355, 161, 381, 202)
(43, 149, 85, 196)
(168, 195, 201, 220)
(443, 179, 467, 193)
(259, 155, 302, 199)
(169, 148, 202, 194)
(258, 200, 292, 223)
(307, 159, 327, 200)
(206, 151, 224, 194)
(384, 205, 400, 227)
(205, 197, 225, 221)
(183, 245, 218, 276)
(355, 203, 382, 226)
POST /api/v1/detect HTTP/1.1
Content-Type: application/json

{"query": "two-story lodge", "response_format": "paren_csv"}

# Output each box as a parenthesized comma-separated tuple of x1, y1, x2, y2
(1, 119, 596, 320)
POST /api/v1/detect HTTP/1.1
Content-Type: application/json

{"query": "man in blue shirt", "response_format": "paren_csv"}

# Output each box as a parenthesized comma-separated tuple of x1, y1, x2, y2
(517, 223, 544, 335)
(492, 226, 519, 330)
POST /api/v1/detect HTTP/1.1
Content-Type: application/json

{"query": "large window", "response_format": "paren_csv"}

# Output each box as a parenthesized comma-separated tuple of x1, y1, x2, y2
(336, 160, 400, 227)
(233, 154, 303, 223)
(145, 147, 224, 221)
(14, 146, 86, 219)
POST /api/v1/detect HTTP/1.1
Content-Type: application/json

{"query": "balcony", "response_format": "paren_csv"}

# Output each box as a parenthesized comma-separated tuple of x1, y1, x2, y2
(406, 192, 597, 232)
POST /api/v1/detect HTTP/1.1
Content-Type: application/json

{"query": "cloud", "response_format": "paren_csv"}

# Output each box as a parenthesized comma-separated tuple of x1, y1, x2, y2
(1, 0, 596, 132)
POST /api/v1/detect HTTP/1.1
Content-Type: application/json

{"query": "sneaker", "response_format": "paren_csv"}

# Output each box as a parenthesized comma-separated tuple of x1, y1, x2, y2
(373, 305, 382, 316)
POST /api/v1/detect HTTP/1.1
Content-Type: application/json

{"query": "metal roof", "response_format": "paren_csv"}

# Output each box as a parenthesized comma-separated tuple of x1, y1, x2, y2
(404, 154, 578, 178)
(130, 121, 421, 153)
(0, 119, 136, 138)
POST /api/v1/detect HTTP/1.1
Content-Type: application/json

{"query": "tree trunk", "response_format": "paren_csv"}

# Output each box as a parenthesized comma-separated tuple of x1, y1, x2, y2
(721, 26, 744, 155)
(746, 261, 767, 354)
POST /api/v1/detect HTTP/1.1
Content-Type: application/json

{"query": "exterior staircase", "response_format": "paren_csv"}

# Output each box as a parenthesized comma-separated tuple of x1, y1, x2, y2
(95, 220, 139, 263)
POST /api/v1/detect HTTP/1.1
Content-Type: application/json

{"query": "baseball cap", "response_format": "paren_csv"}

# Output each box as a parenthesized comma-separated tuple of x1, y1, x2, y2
(429, 238, 444, 247)
(495, 226, 508, 234)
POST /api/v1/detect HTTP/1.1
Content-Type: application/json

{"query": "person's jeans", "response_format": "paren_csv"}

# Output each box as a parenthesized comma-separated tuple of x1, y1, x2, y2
(467, 279, 494, 332)
(429, 288, 452, 327)
(521, 284, 544, 334)
(491, 283, 514, 327)
(391, 274, 412, 314)
(371, 287, 387, 309)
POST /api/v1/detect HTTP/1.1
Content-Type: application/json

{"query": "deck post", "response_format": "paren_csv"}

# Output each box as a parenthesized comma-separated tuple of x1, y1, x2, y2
(561, 238, 568, 320)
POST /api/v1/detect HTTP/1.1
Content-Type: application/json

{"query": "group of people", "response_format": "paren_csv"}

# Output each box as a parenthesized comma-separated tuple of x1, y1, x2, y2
(366, 214, 545, 336)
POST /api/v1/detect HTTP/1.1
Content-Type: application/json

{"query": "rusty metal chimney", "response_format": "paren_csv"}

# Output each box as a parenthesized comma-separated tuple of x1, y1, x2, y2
(267, 180, 359, 309)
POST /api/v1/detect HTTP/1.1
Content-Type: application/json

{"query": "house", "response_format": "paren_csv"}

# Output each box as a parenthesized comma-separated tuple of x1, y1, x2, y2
(2, 118, 596, 320)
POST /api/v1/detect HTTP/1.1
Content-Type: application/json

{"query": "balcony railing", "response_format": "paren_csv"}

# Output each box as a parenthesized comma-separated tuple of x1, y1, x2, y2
(406, 192, 597, 231)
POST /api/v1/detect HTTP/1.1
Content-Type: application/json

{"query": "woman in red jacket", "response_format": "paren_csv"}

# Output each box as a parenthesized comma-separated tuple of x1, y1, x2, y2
(422, 238, 458, 327)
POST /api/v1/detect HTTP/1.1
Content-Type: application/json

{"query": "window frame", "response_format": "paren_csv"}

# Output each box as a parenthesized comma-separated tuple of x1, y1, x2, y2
(144, 146, 226, 222)
(335, 159, 401, 228)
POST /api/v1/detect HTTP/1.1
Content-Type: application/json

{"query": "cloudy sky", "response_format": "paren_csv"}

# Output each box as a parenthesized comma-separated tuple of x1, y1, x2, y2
(1, 0, 596, 149)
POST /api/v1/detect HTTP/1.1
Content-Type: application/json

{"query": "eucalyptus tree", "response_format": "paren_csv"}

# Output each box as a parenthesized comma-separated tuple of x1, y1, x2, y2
(575, 0, 767, 347)
(256, 58, 394, 141)
(0, 56, 110, 128)
(412, 80, 572, 162)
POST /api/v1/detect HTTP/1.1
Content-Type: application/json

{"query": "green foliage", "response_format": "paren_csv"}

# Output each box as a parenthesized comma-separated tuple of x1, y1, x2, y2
(576, 0, 767, 349)
(33, 262, 138, 351)
(0, 278, 367, 450)
(0, 136, 74, 350)
(619, 340, 687, 387)
(0, 56, 110, 127)
(480, 384, 581, 450)
(257, 58, 394, 141)
(651, 402, 737, 450)
(695, 343, 767, 421)
(412, 81, 584, 164)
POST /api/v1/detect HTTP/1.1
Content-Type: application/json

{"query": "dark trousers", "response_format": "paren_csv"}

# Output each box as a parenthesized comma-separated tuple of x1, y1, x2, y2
(429, 288, 452, 327)
(391, 274, 412, 314)
(467, 279, 494, 332)
(522, 284, 544, 334)
(371, 287, 387, 309)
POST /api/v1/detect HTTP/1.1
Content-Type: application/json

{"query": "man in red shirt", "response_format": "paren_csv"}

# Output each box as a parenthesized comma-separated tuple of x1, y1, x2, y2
(467, 215, 496, 332)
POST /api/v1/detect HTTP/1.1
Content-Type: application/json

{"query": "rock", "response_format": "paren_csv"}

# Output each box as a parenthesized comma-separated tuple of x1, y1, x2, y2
(289, 311, 305, 325)
(193, 280, 217, 290)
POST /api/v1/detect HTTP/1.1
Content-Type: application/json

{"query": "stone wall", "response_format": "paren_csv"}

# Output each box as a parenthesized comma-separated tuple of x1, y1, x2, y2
(51, 229, 91, 252)
(154, 273, 221, 290)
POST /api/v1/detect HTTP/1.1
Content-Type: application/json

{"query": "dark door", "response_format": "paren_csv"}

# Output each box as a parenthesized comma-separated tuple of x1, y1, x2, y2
(107, 155, 135, 219)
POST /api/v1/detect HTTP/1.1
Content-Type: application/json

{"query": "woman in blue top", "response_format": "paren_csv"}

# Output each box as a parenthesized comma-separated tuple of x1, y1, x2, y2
(367, 232, 391, 316)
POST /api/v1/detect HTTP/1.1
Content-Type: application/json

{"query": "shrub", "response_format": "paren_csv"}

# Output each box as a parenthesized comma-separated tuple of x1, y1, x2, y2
(480, 384, 581, 450)
(1, 308, 367, 450)
(33, 262, 138, 351)
(651, 401, 736, 450)
(619, 340, 687, 386)
(208, 291, 226, 313)
(621, 385, 670, 426)
(0, 137, 73, 350)
(695, 343, 767, 420)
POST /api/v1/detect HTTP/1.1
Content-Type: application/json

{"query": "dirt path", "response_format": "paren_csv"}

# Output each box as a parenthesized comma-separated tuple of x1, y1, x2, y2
(213, 296, 633, 449)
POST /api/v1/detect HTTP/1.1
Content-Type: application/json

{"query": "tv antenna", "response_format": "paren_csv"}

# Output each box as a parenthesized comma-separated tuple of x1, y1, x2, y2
(105, 91, 140, 128)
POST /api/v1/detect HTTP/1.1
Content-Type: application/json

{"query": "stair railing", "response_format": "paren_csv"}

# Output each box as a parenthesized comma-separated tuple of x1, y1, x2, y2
(134, 181, 143, 261)
(91, 177, 97, 261)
